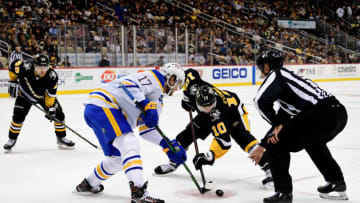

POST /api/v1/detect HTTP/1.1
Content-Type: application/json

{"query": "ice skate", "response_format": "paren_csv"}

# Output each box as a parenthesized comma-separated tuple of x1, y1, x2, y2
(75, 178, 104, 194)
(318, 181, 348, 200)
(3, 138, 17, 153)
(153, 161, 178, 175)
(262, 176, 274, 190)
(130, 181, 164, 203)
(263, 192, 293, 203)
(261, 164, 274, 190)
(57, 137, 75, 149)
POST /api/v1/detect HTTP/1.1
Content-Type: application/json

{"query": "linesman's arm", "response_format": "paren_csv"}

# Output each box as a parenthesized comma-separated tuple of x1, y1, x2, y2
(8, 60, 22, 97)
(45, 70, 58, 108)
(9, 60, 22, 82)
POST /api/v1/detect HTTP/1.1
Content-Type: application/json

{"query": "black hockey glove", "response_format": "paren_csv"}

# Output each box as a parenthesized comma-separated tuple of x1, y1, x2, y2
(181, 99, 194, 112)
(45, 107, 56, 121)
(8, 81, 18, 98)
(193, 151, 215, 170)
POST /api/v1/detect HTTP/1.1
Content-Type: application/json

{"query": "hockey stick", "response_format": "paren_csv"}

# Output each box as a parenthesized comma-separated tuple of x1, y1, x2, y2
(120, 84, 204, 194)
(188, 110, 211, 194)
(19, 95, 101, 150)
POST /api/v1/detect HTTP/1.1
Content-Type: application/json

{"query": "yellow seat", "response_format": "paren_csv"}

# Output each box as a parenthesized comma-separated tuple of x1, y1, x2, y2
(59, 46, 65, 53)
(67, 47, 75, 53)
(0, 56, 8, 68)
(101, 47, 108, 53)
(76, 47, 83, 52)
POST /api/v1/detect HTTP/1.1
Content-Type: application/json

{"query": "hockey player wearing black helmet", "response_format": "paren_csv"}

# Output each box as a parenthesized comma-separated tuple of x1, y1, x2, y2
(154, 70, 274, 189)
(250, 50, 348, 203)
(4, 54, 75, 152)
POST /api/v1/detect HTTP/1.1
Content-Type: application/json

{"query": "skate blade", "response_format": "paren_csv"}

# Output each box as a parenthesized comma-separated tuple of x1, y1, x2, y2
(263, 182, 274, 191)
(319, 192, 349, 200)
(72, 189, 98, 195)
(152, 171, 175, 177)
(58, 145, 75, 150)
(201, 187, 211, 194)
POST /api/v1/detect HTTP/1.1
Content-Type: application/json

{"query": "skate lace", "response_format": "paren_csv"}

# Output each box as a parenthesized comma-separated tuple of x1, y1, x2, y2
(160, 163, 175, 172)
(59, 137, 71, 144)
(141, 191, 161, 201)
(6, 139, 16, 146)
(91, 185, 102, 192)
(265, 168, 272, 178)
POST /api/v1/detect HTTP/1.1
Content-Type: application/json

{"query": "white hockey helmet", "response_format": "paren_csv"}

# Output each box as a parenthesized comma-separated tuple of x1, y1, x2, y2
(160, 63, 185, 89)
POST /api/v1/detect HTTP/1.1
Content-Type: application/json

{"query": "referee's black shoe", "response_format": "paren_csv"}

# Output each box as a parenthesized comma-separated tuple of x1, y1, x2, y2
(263, 192, 293, 203)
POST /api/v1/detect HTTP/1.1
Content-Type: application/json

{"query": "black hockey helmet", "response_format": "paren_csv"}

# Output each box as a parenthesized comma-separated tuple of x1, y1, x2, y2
(35, 54, 50, 66)
(256, 50, 284, 75)
(195, 84, 217, 113)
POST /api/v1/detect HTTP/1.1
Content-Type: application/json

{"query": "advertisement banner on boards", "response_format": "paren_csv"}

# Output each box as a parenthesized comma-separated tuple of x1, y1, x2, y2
(189, 65, 253, 85)
(1, 64, 359, 96)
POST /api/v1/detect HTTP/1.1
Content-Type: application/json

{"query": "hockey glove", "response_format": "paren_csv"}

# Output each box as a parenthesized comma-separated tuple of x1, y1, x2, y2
(160, 139, 187, 165)
(181, 99, 194, 112)
(8, 81, 18, 98)
(45, 107, 56, 121)
(139, 99, 158, 128)
(193, 151, 215, 170)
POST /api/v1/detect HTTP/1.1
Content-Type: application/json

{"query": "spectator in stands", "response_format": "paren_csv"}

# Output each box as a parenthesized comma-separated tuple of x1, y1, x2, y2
(9, 43, 23, 65)
(85, 41, 95, 53)
(99, 54, 110, 67)
(336, 6, 345, 18)
(155, 55, 165, 66)
(60, 56, 71, 67)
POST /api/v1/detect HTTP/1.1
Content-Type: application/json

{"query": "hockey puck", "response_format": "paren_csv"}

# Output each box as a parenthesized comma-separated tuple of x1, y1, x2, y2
(216, 189, 224, 197)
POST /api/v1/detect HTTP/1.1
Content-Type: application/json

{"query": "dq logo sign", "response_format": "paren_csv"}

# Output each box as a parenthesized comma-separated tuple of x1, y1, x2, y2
(213, 68, 247, 79)
(101, 70, 117, 83)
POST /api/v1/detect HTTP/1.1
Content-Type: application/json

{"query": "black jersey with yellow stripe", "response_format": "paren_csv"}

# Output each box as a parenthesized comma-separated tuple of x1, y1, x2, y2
(203, 88, 250, 159)
(206, 88, 241, 123)
(9, 59, 58, 107)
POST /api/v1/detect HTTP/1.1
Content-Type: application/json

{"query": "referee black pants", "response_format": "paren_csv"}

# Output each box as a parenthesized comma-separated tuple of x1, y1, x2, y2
(266, 97, 347, 193)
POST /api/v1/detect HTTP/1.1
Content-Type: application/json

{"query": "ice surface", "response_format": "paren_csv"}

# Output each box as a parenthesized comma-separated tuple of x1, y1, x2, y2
(1, 81, 359, 203)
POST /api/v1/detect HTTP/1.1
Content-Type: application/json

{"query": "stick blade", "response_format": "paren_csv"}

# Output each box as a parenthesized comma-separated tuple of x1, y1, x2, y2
(200, 187, 211, 194)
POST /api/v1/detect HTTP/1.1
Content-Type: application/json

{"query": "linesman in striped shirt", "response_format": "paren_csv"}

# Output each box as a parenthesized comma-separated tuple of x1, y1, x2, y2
(9, 43, 23, 65)
(249, 50, 348, 203)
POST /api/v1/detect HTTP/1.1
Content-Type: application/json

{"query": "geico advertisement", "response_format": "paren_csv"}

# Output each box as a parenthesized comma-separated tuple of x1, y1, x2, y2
(198, 66, 253, 84)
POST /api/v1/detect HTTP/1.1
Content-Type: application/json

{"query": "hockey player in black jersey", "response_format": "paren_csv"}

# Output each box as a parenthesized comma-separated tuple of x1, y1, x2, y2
(3, 54, 75, 152)
(154, 67, 273, 188)
(249, 50, 348, 203)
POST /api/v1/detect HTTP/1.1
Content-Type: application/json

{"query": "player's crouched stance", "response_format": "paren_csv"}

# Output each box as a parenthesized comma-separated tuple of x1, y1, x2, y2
(155, 66, 273, 189)
(74, 67, 186, 203)
(4, 55, 74, 153)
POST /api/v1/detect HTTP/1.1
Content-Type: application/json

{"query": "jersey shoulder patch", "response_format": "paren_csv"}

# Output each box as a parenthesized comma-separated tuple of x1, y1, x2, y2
(48, 69, 58, 81)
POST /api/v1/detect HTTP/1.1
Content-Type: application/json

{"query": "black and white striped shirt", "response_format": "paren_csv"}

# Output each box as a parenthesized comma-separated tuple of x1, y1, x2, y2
(254, 67, 332, 126)
(9, 50, 23, 66)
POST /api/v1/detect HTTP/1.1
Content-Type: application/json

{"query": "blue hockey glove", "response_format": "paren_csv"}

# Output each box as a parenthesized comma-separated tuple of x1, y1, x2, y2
(45, 107, 56, 121)
(160, 139, 187, 165)
(193, 151, 215, 170)
(139, 99, 158, 128)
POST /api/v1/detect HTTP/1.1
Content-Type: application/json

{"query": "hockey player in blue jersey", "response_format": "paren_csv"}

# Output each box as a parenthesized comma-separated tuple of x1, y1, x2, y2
(75, 64, 186, 203)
